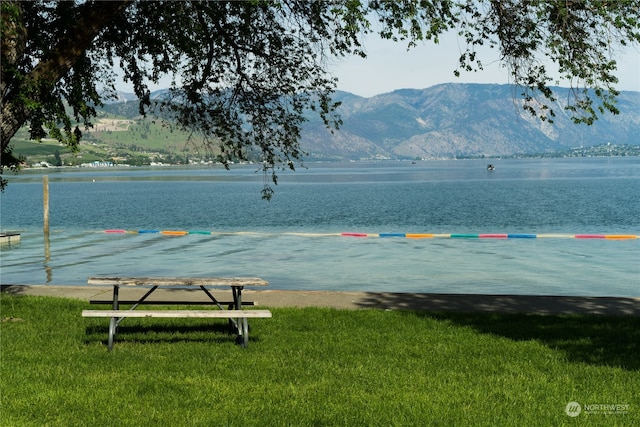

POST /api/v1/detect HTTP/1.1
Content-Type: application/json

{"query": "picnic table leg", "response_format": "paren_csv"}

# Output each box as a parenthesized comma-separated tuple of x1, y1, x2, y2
(231, 286, 243, 310)
(236, 317, 249, 348)
(107, 285, 120, 350)
(108, 317, 117, 351)
(199, 285, 238, 334)
(232, 287, 250, 346)
(112, 285, 119, 310)
(107, 285, 161, 350)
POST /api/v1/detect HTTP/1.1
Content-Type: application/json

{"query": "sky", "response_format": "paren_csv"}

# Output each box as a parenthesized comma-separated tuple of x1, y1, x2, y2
(329, 31, 640, 97)
(119, 31, 640, 97)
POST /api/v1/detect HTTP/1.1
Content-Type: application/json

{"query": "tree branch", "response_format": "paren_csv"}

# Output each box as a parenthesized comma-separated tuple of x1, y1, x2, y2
(1, 0, 132, 148)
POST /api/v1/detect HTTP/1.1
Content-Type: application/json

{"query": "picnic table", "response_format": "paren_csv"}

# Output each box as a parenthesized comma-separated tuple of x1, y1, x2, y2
(82, 276, 272, 350)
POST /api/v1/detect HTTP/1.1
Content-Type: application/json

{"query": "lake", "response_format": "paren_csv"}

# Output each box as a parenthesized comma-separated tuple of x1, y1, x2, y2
(1, 157, 638, 296)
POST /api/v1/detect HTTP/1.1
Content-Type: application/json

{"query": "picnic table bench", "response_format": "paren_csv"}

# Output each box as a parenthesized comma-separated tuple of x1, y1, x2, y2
(82, 276, 271, 350)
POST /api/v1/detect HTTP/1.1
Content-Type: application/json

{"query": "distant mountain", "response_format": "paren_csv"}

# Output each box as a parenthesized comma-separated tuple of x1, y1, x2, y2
(98, 84, 640, 160)
(101, 90, 139, 104)
(300, 84, 640, 160)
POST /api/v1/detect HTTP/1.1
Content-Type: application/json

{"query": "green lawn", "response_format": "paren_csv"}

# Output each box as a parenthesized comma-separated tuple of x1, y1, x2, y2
(1, 294, 638, 426)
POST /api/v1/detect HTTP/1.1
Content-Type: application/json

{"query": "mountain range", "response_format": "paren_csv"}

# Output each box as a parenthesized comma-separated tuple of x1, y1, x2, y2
(103, 83, 640, 160)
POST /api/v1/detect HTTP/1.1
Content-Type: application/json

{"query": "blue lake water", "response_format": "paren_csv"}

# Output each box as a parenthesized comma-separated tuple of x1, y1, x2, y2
(1, 158, 638, 296)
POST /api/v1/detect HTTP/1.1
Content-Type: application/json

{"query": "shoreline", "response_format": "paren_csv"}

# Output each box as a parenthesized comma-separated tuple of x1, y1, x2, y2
(2, 285, 639, 317)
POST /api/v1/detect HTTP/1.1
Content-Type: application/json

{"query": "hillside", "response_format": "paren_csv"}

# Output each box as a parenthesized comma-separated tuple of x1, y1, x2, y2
(300, 84, 640, 160)
(12, 83, 640, 166)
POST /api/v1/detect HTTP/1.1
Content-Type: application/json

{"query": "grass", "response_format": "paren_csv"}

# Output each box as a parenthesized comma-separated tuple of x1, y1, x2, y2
(7, 139, 71, 156)
(1, 294, 639, 426)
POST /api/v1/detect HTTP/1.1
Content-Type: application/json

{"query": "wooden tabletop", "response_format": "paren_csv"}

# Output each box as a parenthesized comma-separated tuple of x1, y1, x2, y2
(87, 276, 269, 287)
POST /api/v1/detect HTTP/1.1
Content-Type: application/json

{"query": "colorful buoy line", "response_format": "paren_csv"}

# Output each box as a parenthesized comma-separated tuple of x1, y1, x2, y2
(343, 232, 638, 239)
(104, 230, 638, 239)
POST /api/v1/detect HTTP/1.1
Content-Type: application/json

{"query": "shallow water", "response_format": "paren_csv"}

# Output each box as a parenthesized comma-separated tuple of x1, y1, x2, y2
(1, 158, 638, 296)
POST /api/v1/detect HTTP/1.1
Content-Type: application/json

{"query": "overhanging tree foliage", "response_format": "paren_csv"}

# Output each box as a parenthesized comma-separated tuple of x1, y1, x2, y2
(2, 0, 638, 194)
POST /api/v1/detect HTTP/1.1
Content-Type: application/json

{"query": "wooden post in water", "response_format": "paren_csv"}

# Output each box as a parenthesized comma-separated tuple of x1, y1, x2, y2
(43, 175, 49, 234)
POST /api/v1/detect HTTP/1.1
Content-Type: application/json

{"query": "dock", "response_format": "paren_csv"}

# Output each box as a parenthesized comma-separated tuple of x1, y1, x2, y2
(0, 233, 21, 245)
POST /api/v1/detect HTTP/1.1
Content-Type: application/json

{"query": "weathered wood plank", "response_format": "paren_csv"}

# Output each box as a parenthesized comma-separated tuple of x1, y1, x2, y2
(87, 276, 268, 287)
(89, 300, 256, 306)
(81, 309, 272, 318)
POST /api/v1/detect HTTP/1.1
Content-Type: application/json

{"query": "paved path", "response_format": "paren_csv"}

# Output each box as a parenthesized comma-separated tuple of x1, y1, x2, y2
(2, 285, 639, 316)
